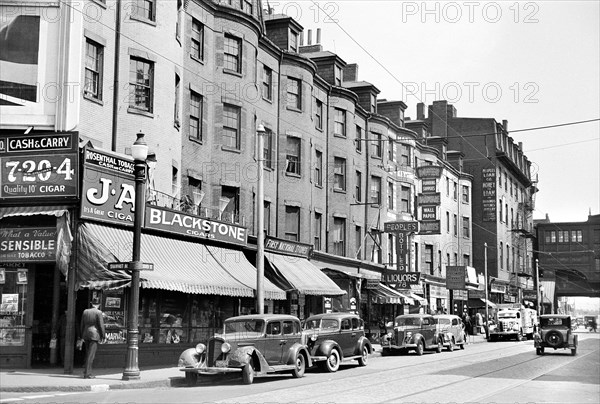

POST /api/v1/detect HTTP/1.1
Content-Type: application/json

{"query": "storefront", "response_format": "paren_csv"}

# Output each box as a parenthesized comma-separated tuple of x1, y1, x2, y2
(261, 237, 345, 321)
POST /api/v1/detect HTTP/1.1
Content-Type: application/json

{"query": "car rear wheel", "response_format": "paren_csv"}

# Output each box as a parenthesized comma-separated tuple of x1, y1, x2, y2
(241, 363, 254, 385)
(358, 345, 369, 366)
(291, 353, 306, 378)
(545, 330, 564, 348)
(323, 350, 340, 373)
(185, 371, 198, 387)
(415, 340, 424, 356)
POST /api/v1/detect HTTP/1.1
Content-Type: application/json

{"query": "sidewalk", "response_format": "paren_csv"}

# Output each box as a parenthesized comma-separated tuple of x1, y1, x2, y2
(1, 334, 489, 393)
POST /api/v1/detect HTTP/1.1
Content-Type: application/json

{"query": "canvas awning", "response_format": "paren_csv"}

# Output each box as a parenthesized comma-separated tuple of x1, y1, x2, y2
(77, 223, 286, 299)
(540, 281, 555, 304)
(0, 205, 71, 219)
(372, 284, 414, 305)
(310, 259, 382, 280)
(410, 293, 428, 305)
(265, 252, 345, 296)
(468, 298, 497, 309)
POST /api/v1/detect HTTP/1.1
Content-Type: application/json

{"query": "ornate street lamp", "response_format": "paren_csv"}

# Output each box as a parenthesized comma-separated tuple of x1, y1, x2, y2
(122, 132, 149, 380)
(256, 123, 266, 314)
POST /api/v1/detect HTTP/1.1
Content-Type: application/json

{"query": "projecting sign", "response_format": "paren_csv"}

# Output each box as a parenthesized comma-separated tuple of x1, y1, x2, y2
(0, 132, 78, 200)
(384, 221, 418, 233)
(416, 166, 443, 179)
(446, 266, 466, 290)
(419, 220, 441, 235)
(418, 193, 441, 205)
(421, 206, 437, 220)
(264, 236, 312, 258)
(422, 179, 437, 193)
(384, 271, 421, 290)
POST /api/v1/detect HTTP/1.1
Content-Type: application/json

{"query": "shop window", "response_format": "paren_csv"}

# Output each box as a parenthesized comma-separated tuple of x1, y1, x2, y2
(0, 267, 28, 347)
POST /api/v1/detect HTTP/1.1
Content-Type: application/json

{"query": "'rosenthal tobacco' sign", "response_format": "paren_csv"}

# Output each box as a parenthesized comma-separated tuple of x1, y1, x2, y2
(146, 206, 248, 246)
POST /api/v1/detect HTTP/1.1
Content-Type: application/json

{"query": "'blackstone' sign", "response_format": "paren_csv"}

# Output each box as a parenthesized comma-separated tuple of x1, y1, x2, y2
(145, 206, 248, 246)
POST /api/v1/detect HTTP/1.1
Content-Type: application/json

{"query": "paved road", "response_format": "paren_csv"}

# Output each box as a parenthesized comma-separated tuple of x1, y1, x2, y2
(1, 334, 598, 404)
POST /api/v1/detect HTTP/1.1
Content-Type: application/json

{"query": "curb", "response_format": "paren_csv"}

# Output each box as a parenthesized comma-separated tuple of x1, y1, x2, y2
(0, 378, 182, 393)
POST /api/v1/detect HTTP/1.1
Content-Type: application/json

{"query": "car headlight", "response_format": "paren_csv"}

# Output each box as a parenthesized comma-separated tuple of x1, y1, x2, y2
(195, 343, 206, 354)
(221, 342, 231, 353)
(406, 331, 412, 339)
(310, 335, 318, 342)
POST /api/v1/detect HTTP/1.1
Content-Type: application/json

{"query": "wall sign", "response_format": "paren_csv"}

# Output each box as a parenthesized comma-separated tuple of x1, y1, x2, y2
(264, 236, 312, 258)
(0, 227, 57, 262)
(446, 266, 466, 290)
(416, 166, 443, 179)
(0, 132, 78, 200)
(146, 206, 248, 246)
(419, 220, 441, 235)
(482, 168, 497, 222)
(80, 147, 136, 227)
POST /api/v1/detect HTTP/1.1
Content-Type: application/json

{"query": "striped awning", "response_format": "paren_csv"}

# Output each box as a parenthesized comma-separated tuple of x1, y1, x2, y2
(310, 259, 382, 280)
(373, 284, 414, 305)
(0, 205, 71, 219)
(265, 253, 346, 296)
(77, 223, 286, 299)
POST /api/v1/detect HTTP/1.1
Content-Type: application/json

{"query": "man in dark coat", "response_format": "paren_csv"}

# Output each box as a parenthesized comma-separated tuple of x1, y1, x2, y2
(80, 298, 105, 379)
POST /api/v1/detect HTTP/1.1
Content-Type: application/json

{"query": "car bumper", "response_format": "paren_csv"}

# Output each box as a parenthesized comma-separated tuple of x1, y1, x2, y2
(180, 366, 242, 375)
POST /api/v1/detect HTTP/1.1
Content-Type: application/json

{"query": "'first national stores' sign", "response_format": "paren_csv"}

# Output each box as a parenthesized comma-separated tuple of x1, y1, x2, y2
(0, 132, 78, 200)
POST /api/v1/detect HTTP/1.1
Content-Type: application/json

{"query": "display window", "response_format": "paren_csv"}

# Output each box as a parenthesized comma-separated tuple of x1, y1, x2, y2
(0, 267, 28, 346)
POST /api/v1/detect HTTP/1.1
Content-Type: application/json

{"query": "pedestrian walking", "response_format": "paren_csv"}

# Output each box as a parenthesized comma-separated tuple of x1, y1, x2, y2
(80, 297, 105, 379)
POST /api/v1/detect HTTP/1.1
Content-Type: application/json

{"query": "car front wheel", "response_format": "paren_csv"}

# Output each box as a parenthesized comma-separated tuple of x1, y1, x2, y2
(242, 363, 254, 385)
(415, 340, 424, 356)
(291, 353, 306, 378)
(436, 340, 443, 353)
(323, 350, 340, 373)
(358, 345, 369, 366)
(448, 338, 455, 352)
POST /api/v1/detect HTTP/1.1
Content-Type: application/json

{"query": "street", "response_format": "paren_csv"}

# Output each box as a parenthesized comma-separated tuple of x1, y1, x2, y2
(1, 333, 598, 404)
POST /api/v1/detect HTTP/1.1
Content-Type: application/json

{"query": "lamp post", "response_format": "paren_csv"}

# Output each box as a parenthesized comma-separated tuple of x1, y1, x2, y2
(256, 124, 266, 314)
(535, 258, 541, 316)
(122, 132, 148, 381)
(484, 242, 490, 340)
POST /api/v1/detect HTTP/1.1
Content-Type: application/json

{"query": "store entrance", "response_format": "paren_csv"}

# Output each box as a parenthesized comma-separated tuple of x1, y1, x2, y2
(31, 264, 59, 367)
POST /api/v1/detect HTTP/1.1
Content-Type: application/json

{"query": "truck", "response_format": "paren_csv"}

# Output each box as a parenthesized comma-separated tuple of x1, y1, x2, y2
(489, 304, 537, 341)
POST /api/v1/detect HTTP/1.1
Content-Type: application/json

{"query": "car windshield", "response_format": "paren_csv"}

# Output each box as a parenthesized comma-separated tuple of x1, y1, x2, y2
(304, 318, 338, 331)
(541, 317, 567, 327)
(224, 319, 264, 336)
(395, 317, 420, 326)
(498, 312, 517, 319)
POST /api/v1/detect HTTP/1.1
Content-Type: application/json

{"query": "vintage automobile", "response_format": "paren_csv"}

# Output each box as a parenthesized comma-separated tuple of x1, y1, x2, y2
(433, 314, 466, 351)
(382, 314, 443, 356)
(178, 314, 312, 385)
(534, 314, 578, 356)
(302, 313, 372, 372)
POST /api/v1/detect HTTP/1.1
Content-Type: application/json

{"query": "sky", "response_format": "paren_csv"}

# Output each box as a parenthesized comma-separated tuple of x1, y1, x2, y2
(274, 0, 600, 223)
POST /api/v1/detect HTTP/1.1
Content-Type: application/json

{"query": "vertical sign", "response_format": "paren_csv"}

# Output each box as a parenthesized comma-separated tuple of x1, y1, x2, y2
(383, 221, 418, 273)
(482, 168, 497, 222)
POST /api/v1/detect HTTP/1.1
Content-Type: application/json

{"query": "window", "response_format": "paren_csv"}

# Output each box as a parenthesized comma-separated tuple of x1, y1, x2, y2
(462, 185, 469, 203)
(263, 128, 273, 169)
(499, 242, 503, 269)
(499, 200, 503, 222)
(387, 182, 394, 209)
(334, 65, 342, 86)
(287, 77, 301, 109)
(187, 177, 203, 212)
(314, 213, 322, 250)
(401, 145, 411, 166)
(289, 30, 298, 52)
(84, 39, 103, 100)
(242, 0, 253, 14)
(446, 211, 450, 232)
(425, 244, 434, 275)
(314, 150, 322, 186)
(355, 171, 362, 202)
(446, 177, 450, 196)
(191, 19, 204, 60)
(505, 203, 509, 224)
(129, 57, 153, 112)
(454, 253, 458, 265)
(285, 206, 300, 241)
(372, 132, 382, 157)
(401, 186, 410, 213)
(334, 108, 346, 136)
(174, 74, 180, 126)
(176, 0, 182, 39)
(172, 166, 179, 197)
(558, 230, 569, 243)
(221, 186, 240, 223)
(453, 214, 457, 236)
(315, 99, 323, 129)
(370, 176, 381, 204)
(189, 91, 203, 140)
(222, 104, 240, 149)
(355, 125, 362, 152)
(286, 137, 301, 175)
(133, 0, 155, 21)
(333, 157, 346, 191)
(388, 234, 394, 265)
(371, 94, 377, 113)
(453, 181, 457, 200)
(462, 216, 470, 238)
(463, 254, 470, 266)
(571, 230, 583, 243)
(332, 217, 346, 256)
(224, 34, 242, 73)
(355, 226, 362, 259)
(506, 245, 510, 271)
(388, 138, 394, 161)
(262, 65, 272, 100)
(264, 201, 271, 235)
(544, 230, 556, 243)
(510, 208, 514, 227)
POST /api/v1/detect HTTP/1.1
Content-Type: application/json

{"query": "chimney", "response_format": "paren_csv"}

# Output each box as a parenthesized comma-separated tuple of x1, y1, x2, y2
(299, 31, 304, 46)
(416, 103, 425, 120)
(307, 29, 312, 45)
(502, 119, 508, 132)
(343, 63, 358, 82)
(316, 28, 321, 44)
(518, 141, 523, 150)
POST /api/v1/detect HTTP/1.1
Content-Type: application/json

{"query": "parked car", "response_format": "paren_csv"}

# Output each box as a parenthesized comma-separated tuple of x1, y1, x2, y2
(382, 314, 443, 356)
(534, 314, 578, 356)
(302, 313, 372, 372)
(433, 314, 466, 351)
(178, 314, 312, 385)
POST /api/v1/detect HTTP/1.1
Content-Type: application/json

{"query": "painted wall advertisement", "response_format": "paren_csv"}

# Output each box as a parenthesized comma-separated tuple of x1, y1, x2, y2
(482, 167, 497, 222)
(0, 227, 57, 262)
(0, 132, 78, 200)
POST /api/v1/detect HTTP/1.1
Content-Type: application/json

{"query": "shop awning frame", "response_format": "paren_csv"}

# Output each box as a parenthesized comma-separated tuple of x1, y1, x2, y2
(265, 253, 346, 296)
(0, 205, 72, 219)
(468, 298, 497, 309)
(310, 259, 382, 280)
